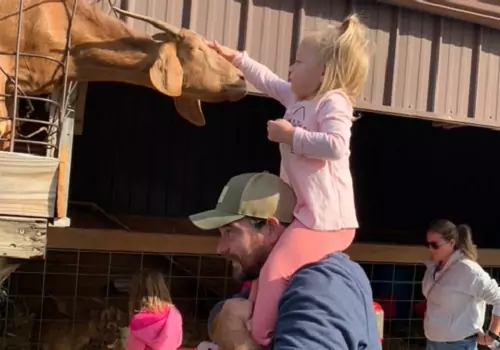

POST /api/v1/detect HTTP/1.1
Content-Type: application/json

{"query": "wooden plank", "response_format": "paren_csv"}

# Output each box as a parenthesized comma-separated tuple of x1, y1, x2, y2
(46, 227, 500, 266)
(0, 151, 59, 217)
(0, 215, 47, 259)
(55, 98, 75, 224)
(47, 228, 218, 255)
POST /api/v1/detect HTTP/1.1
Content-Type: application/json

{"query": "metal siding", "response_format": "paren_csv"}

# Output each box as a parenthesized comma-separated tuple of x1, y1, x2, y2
(115, 0, 500, 127)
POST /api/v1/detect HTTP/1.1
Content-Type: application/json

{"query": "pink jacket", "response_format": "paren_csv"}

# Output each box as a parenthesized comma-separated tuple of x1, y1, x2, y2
(127, 306, 183, 350)
(233, 52, 358, 231)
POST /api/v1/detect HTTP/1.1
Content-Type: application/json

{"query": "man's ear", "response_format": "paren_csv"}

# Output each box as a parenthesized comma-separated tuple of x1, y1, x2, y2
(149, 42, 183, 97)
(265, 217, 283, 245)
(266, 217, 280, 227)
(173, 97, 206, 126)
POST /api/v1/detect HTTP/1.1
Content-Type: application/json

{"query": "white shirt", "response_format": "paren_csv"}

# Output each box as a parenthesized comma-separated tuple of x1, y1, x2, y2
(423, 250, 500, 342)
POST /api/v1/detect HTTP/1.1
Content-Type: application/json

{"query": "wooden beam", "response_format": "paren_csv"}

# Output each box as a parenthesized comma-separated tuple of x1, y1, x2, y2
(47, 228, 218, 255)
(0, 215, 47, 259)
(54, 87, 76, 226)
(46, 227, 500, 266)
(0, 151, 59, 217)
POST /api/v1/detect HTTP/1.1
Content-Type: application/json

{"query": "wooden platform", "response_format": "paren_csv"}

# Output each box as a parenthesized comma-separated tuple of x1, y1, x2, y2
(0, 151, 59, 218)
(0, 215, 47, 259)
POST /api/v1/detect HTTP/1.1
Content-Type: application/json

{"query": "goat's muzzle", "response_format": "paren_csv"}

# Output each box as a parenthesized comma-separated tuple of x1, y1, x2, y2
(223, 78, 247, 101)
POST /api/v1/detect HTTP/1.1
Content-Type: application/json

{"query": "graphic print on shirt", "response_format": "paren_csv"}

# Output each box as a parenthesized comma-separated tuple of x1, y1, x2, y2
(286, 106, 307, 130)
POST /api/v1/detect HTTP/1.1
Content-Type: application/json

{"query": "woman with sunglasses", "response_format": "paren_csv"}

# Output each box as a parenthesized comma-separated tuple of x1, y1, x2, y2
(424, 219, 500, 350)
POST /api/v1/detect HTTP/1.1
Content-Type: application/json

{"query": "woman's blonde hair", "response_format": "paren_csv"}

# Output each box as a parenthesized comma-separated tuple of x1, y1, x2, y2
(301, 13, 370, 102)
(429, 219, 478, 261)
(128, 269, 173, 317)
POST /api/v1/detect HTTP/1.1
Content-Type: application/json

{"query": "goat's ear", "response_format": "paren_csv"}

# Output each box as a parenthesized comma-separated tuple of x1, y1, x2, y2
(173, 97, 206, 126)
(150, 42, 183, 97)
(152, 32, 178, 42)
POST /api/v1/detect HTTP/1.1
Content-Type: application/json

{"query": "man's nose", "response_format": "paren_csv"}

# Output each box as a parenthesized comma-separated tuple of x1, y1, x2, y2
(216, 240, 227, 255)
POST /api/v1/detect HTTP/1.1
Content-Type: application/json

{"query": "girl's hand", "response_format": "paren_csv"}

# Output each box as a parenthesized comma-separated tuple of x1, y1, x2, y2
(206, 40, 238, 62)
(267, 119, 295, 145)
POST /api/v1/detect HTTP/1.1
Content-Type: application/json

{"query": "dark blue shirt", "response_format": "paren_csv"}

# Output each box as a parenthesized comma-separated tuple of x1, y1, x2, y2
(209, 253, 380, 349)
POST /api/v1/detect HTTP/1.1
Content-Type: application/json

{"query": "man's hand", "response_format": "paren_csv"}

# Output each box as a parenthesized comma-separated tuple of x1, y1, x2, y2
(211, 298, 262, 350)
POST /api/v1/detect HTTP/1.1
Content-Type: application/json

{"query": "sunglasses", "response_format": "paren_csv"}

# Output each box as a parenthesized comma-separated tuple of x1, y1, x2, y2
(427, 241, 445, 250)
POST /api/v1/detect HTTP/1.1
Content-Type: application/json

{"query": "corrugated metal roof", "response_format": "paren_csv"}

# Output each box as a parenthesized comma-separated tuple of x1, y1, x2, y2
(111, 0, 500, 128)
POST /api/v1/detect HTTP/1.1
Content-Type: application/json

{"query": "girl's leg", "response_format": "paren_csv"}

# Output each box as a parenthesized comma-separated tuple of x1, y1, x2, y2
(249, 220, 355, 345)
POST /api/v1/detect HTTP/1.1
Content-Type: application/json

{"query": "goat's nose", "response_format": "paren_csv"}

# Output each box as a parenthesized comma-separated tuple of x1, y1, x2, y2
(238, 73, 245, 81)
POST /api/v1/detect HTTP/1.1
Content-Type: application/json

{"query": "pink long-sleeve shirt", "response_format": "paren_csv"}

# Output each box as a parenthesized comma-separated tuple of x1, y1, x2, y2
(233, 52, 358, 230)
(127, 306, 183, 350)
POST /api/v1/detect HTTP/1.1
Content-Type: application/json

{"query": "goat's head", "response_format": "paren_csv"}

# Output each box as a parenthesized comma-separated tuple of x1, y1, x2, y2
(112, 7, 247, 127)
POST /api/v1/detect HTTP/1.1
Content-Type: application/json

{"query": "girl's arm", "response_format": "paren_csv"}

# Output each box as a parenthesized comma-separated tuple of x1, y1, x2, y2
(291, 92, 353, 161)
(158, 307, 184, 349)
(126, 332, 146, 350)
(233, 51, 295, 107)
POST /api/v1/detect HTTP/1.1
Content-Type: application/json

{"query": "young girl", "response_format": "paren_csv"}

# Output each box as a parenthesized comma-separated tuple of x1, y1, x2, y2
(127, 269, 183, 350)
(207, 13, 370, 346)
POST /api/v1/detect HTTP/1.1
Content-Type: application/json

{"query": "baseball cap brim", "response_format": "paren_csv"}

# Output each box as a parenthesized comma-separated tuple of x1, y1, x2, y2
(189, 209, 244, 230)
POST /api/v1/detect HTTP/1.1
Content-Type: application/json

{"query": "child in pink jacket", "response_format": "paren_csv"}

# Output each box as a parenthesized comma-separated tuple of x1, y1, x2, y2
(207, 13, 371, 346)
(127, 269, 183, 350)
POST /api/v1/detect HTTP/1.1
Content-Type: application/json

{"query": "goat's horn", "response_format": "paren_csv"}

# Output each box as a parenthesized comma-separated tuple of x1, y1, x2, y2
(111, 6, 180, 34)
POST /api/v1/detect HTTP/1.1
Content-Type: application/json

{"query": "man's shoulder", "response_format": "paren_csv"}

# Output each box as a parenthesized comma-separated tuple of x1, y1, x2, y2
(281, 252, 373, 314)
(288, 252, 371, 292)
(274, 253, 380, 349)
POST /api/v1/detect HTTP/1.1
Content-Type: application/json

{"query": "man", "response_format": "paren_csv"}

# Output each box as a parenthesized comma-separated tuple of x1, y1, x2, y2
(189, 172, 380, 349)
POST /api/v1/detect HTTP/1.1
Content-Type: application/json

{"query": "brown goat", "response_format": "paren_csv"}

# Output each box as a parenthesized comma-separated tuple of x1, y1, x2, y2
(40, 296, 128, 350)
(0, 0, 247, 148)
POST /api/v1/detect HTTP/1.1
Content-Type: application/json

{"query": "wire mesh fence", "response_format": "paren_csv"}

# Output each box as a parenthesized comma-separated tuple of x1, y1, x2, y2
(361, 262, 498, 350)
(0, 0, 79, 156)
(0, 249, 498, 349)
(0, 0, 121, 156)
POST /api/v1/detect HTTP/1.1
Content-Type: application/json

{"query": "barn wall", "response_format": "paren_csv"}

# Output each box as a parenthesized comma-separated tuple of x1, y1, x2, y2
(94, 0, 500, 128)
(70, 81, 500, 247)
(70, 83, 282, 217)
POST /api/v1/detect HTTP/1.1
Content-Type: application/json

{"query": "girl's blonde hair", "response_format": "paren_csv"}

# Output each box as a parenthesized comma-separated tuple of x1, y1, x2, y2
(128, 269, 173, 317)
(302, 13, 370, 103)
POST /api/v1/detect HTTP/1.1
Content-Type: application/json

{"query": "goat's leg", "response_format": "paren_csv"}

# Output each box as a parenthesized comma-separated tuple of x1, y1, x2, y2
(0, 74, 12, 151)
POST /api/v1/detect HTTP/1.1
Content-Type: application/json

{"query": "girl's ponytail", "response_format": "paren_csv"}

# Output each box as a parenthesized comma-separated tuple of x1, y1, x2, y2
(339, 14, 365, 45)
(456, 224, 478, 261)
(303, 13, 370, 100)
(334, 14, 370, 101)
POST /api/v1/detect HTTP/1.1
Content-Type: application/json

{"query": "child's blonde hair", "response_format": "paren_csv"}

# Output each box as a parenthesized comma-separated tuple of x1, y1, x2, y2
(301, 13, 370, 103)
(128, 269, 173, 317)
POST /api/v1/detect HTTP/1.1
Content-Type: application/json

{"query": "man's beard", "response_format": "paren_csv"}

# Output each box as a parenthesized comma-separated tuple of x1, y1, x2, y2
(231, 259, 259, 282)
(228, 247, 268, 282)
